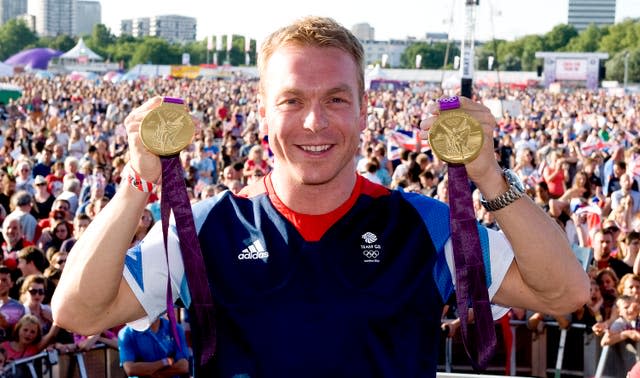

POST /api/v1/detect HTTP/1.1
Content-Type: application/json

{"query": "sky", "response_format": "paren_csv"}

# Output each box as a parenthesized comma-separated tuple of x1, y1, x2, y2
(99, 0, 640, 44)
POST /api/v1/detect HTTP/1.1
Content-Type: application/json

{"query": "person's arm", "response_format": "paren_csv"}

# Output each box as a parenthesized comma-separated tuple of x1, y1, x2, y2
(422, 97, 589, 316)
(123, 359, 167, 377)
(601, 329, 629, 346)
(52, 97, 165, 335)
(154, 358, 190, 378)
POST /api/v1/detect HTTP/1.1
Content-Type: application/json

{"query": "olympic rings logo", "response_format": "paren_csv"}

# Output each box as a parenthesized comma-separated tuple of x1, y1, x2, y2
(363, 250, 379, 259)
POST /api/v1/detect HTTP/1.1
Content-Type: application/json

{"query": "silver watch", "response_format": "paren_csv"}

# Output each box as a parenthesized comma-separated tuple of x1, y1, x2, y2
(480, 169, 525, 212)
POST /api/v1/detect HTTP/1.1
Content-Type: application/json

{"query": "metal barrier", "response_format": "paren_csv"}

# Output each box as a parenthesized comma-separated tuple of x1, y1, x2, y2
(439, 319, 597, 377)
(0, 343, 124, 378)
(1, 349, 58, 378)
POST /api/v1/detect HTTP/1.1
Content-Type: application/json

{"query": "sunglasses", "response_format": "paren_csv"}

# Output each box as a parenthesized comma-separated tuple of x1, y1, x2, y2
(28, 288, 45, 296)
(57, 259, 66, 264)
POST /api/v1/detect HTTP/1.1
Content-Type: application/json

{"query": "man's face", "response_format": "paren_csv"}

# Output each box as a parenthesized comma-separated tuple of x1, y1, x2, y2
(593, 232, 613, 260)
(259, 45, 366, 187)
(0, 273, 12, 296)
(17, 258, 29, 276)
(2, 219, 22, 246)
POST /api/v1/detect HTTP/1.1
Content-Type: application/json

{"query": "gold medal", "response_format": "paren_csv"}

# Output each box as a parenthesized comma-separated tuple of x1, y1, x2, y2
(429, 110, 484, 164)
(140, 102, 194, 156)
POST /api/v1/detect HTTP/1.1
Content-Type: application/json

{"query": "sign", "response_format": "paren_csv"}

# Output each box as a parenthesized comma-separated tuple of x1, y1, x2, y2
(170, 65, 201, 79)
(182, 53, 190, 65)
(555, 58, 587, 80)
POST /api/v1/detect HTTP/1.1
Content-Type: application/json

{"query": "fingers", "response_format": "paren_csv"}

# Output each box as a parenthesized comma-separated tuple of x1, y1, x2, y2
(124, 96, 163, 132)
(420, 95, 496, 134)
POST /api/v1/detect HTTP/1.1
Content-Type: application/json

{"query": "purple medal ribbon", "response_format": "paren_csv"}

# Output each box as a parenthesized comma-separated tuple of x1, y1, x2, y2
(440, 96, 496, 370)
(159, 97, 216, 368)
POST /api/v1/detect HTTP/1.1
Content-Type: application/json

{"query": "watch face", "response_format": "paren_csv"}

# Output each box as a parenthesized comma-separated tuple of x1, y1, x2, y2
(504, 169, 525, 193)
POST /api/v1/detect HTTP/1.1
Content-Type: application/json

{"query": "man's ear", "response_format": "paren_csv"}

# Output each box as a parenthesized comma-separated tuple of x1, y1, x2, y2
(358, 93, 368, 132)
(258, 95, 268, 135)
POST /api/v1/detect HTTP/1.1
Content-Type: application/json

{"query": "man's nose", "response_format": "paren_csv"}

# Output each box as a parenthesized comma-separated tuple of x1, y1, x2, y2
(303, 104, 328, 132)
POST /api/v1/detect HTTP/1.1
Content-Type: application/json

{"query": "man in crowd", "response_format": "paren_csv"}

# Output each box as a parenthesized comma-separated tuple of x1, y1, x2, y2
(118, 317, 190, 378)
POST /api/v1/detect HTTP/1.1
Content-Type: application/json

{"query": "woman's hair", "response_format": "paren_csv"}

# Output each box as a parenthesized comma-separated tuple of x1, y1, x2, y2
(617, 273, 640, 296)
(12, 315, 42, 344)
(19, 274, 46, 302)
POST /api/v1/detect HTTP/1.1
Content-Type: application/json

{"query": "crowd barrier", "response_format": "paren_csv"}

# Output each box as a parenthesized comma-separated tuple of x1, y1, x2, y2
(0, 344, 124, 378)
(439, 319, 638, 377)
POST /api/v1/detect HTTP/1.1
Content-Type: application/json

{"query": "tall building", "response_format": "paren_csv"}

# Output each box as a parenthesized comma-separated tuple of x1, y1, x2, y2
(351, 23, 375, 41)
(149, 15, 196, 42)
(568, 0, 616, 31)
(121, 17, 149, 38)
(0, 0, 27, 26)
(75, 0, 100, 36)
(32, 0, 76, 37)
(121, 15, 196, 42)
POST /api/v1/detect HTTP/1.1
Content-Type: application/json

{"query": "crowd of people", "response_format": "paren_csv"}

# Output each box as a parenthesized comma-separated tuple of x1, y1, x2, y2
(0, 68, 636, 374)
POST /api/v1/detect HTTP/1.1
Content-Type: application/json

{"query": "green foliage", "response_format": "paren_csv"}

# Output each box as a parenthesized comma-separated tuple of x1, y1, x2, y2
(0, 19, 38, 61)
(598, 19, 640, 55)
(605, 48, 640, 82)
(130, 37, 180, 66)
(565, 24, 607, 52)
(544, 24, 578, 51)
(401, 42, 460, 69)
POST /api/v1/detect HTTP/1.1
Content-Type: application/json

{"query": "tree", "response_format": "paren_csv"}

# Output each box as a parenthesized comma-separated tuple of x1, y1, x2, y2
(0, 19, 38, 61)
(605, 48, 640, 83)
(565, 24, 607, 52)
(544, 24, 578, 51)
(130, 37, 180, 66)
(46, 35, 77, 53)
(476, 39, 506, 70)
(599, 19, 640, 55)
(85, 24, 116, 60)
(401, 42, 459, 69)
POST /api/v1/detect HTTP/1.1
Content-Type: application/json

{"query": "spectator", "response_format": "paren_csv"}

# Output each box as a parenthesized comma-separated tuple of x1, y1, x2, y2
(1, 215, 33, 271)
(8, 191, 37, 243)
(117, 317, 190, 378)
(593, 228, 632, 280)
(13, 161, 34, 196)
(1, 314, 49, 362)
(19, 275, 54, 338)
(32, 175, 53, 221)
(0, 266, 24, 342)
(38, 219, 72, 253)
(131, 208, 154, 247)
(15, 246, 55, 304)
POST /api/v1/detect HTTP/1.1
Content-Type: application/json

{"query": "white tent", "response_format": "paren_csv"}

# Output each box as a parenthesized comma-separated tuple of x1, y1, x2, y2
(59, 38, 103, 62)
(0, 62, 13, 77)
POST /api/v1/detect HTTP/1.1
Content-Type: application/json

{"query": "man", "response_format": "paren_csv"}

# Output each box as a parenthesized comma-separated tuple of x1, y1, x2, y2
(0, 265, 25, 342)
(1, 215, 33, 272)
(53, 17, 589, 377)
(8, 191, 37, 243)
(592, 228, 631, 280)
(118, 317, 190, 378)
(14, 246, 56, 303)
(610, 173, 640, 214)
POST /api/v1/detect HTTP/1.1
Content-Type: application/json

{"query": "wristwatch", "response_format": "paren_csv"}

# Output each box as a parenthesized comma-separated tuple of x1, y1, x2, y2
(480, 169, 525, 212)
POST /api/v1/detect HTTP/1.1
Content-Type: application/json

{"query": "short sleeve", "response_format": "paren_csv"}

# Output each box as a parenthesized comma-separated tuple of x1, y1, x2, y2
(123, 220, 191, 331)
(444, 227, 514, 320)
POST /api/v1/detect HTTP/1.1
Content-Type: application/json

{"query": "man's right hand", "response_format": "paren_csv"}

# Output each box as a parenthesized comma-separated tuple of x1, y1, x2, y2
(124, 96, 164, 184)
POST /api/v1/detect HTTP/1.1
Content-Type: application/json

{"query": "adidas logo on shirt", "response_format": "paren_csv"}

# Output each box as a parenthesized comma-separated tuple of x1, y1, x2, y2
(237, 239, 269, 260)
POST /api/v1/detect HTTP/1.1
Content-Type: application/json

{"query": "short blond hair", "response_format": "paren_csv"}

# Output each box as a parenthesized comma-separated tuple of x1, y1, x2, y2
(258, 16, 365, 97)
